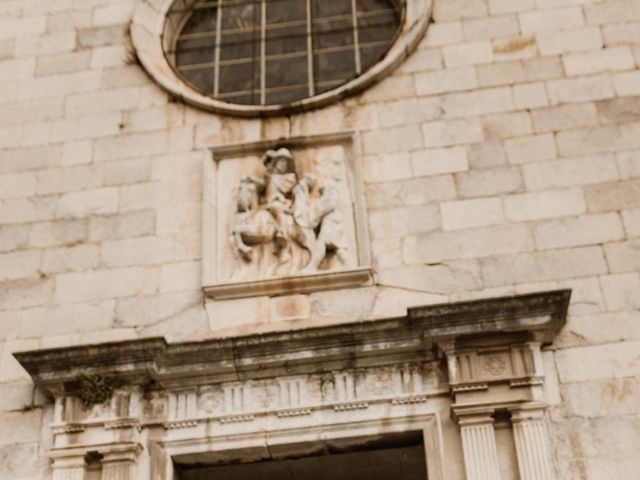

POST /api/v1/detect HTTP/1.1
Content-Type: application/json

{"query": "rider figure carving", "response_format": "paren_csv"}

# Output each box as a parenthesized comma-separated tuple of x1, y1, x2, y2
(231, 147, 347, 278)
(263, 148, 297, 261)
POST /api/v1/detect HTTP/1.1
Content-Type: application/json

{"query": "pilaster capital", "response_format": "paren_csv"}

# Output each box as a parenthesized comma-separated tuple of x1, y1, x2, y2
(50, 454, 87, 470)
(98, 443, 143, 464)
(509, 403, 548, 423)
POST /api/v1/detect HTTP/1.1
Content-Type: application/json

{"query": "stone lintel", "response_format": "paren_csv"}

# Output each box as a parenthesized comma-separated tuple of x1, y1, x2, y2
(14, 290, 570, 397)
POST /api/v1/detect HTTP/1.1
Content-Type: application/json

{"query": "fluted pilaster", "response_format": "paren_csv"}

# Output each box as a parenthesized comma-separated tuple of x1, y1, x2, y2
(512, 409, 555, 480)
(100, 446, 141, 480)
(459, 414, 502, 480)
(101, 461, 134, 480)
(51, 456, 85, 480)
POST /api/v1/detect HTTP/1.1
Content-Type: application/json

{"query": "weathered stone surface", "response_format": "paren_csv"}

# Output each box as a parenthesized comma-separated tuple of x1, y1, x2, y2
(368, 205, 440, 239)
(56, 187, 119, 218)
(41, 244, 100, 274)
(310, 287, 376, 318)
(116, 291, 202, 328)
(372, 287, 447, 317)
(89, 210, 156, 242)
(477, 61, 524, 87)
(0, 1, 639, 478)
(557, 312, 640, 349)
(456, 166, 523, 197)
(596, 96, 640, 124)
(377, 261, 482, 295)
(0, 409, 42, 446)
(411, 147, 469, 176)
(54, 268, 146, 303)
(0, 442, 45, 480)
(481, 246, 608, 286)
(440, 197, 504, 231)
(505, 188, 586, 221)
(604, 240, 640, 273)
(520, 7, 584, 34)
(206, 296, 271, 332)
(29, 219, 87, 248)
(523, 155, 619, 190)
(555, 341, 640, 383)
(600, 273, 640, 312)
(18, 300, 115, 338)
(0, 279, 54, 311)
(365, 175, 456, 209)
(622, 208, 640, 236)
(403, 224, 534, 263)
(561, 378, 640, 418)
(422, 118, 484, 147)
(534, 213, 625, 250)
(270, 294, 311, 322)
(585, 179, 640, 212)
(505, 133, 556, 164)
(0, 225, 30, 253)
(531, 103, 599, 133)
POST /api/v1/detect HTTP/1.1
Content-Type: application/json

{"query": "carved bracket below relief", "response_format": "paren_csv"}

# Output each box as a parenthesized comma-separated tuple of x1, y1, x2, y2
(204, 267, 373, 300)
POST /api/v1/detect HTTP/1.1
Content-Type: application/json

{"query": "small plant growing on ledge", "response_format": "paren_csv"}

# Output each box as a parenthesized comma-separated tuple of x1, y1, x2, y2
(77, 374, 124, 408)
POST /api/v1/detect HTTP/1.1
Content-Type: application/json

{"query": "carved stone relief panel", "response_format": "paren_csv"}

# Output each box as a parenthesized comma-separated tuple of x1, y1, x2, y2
(202, 131, 373, 299)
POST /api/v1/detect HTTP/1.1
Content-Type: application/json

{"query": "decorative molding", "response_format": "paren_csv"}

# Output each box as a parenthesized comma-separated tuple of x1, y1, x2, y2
(392, 395, 429, 405)
(104, 419, 141, 430)
(51, 423, 85, 434)
(276, 408, 312, 418)
(163, 420, 198, 429)
(15, 290, 570, 395)
(12, 291, 569, 480)
(219, 414, 255, 424)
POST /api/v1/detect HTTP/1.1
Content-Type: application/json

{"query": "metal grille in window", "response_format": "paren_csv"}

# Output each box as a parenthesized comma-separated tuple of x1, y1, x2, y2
(166, 0, 402, 106)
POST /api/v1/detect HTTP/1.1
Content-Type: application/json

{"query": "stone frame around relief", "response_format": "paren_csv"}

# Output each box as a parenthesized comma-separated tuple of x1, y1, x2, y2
(201, 131, 373, 300)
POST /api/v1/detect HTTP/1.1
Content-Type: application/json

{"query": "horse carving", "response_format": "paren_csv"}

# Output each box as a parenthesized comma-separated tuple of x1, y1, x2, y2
(230, 148, 347, 279)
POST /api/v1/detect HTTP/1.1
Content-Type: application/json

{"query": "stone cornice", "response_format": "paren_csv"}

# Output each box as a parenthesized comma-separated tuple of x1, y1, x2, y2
(14, 290, 570, 396)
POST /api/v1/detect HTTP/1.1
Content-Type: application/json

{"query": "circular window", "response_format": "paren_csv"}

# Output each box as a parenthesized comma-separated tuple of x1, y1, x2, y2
(131, 0, 432, 115)
(165, 0, 402, 106)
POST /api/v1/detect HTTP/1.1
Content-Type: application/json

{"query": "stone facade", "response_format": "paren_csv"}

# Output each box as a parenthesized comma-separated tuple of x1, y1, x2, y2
(0, 0, 639, 479)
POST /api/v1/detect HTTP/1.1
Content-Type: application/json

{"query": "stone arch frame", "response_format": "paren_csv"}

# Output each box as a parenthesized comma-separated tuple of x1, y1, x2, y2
(130, 0, 433, 116)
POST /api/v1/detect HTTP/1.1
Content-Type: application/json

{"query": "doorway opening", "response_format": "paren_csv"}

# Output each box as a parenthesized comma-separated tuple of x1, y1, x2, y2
(174, 431, 428, 480)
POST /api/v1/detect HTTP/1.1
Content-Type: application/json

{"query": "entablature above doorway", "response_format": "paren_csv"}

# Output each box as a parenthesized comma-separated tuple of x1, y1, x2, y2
(14, 289, 570, 480)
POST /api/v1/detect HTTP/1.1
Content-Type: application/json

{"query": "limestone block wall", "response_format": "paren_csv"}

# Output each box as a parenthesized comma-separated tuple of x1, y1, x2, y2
(0, 0, 639, 478)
